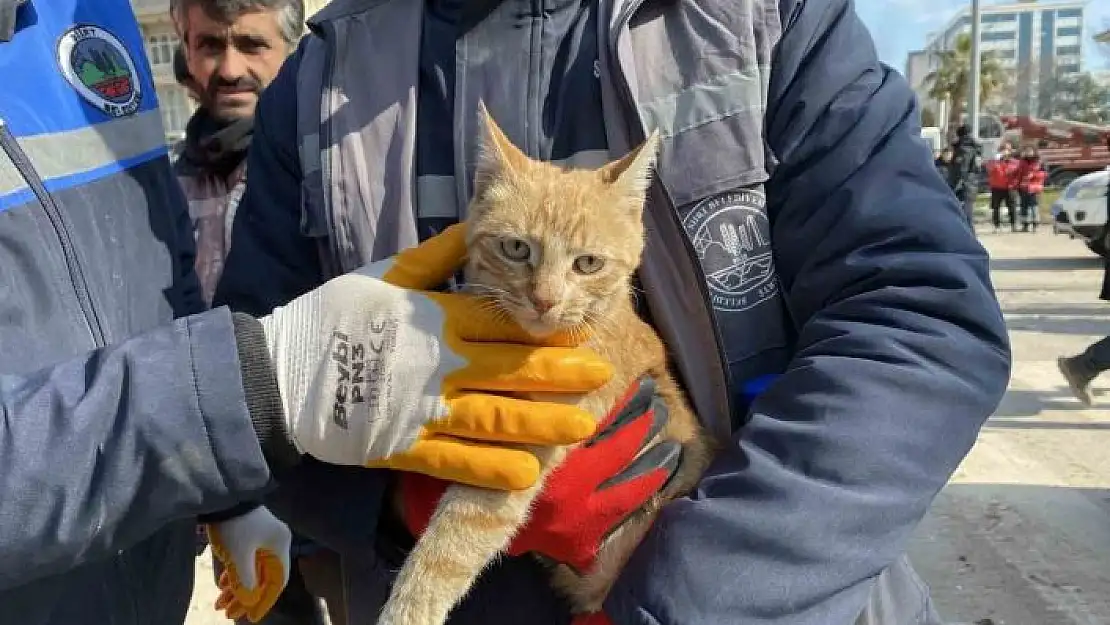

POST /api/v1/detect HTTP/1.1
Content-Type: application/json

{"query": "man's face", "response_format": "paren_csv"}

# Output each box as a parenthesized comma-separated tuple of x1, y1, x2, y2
(181, 5, 288, 121)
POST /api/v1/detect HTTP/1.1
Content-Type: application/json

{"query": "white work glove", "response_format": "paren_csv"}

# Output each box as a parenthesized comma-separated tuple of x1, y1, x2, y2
(207, 506, 292, 623)
(254, 224, 612, 490)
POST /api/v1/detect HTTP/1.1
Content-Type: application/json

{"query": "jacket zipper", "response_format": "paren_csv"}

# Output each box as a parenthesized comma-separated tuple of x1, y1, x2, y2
(0, 118, 106, 347)
(607, 3, 737, 425)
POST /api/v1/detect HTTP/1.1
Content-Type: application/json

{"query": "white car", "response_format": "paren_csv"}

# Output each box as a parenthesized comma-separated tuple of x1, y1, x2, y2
(1053, 169, 1109, 257)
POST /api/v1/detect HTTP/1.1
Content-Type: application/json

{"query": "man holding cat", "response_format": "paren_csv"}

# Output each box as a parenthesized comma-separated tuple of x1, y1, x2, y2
(215, 0, 1011, 624)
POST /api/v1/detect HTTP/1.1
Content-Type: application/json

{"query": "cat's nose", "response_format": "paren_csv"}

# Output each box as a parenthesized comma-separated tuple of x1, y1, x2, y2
(530, 296, 556, 314)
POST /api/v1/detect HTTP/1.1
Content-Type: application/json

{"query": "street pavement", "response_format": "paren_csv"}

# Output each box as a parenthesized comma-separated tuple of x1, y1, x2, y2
(908, 227, 1110, 625)
(185, 227, 1110, 625)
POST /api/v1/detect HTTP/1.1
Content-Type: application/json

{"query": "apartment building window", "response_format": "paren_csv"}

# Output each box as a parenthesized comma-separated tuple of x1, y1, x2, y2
(1057, 26, 1080, 37)
(156, 85, 192, 137)
(146, 34, 177, 70)
(1058, 64, 1081, 75)
(983, 31, 1014, 42)
(982, 13, 1015, 24)
(1056, 45, 1080, 56)
(1056, 8, 1081, 19)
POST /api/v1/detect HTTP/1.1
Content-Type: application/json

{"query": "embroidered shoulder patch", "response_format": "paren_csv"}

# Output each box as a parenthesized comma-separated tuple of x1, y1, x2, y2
(682, 189, 778, 313)
(57, 24, 142, 118)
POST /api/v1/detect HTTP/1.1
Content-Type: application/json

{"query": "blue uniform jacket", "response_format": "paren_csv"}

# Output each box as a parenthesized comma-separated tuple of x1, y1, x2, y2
(0, 1, 273, 622)
(215, 1, 1012, 624)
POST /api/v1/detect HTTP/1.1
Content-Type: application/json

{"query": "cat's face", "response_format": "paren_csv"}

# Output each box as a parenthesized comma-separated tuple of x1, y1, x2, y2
(463, 107, 659, 338)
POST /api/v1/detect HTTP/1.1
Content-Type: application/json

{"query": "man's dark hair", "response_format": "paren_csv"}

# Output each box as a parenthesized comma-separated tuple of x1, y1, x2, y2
(171, 0, 304, 46)
(172, 43, 192, 86)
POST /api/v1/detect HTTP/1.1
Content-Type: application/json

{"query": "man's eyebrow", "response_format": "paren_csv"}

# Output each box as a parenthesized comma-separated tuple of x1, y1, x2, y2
(195, 32, 226, 44)
(232, 33, 271, 46)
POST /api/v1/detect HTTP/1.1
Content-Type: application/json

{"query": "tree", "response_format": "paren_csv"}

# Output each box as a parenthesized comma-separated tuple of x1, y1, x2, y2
(920, 106, 938, 128)
(925, 33, 1009, 131)
(1041, 71, 1110, 125)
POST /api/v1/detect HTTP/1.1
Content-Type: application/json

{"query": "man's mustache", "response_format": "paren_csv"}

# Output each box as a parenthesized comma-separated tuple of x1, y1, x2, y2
(205, 75, 263, 100)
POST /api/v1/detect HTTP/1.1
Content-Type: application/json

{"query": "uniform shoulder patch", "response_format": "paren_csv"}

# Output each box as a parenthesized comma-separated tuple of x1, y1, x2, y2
(681, 188, 778, 313)
(57, 24, 142, 118)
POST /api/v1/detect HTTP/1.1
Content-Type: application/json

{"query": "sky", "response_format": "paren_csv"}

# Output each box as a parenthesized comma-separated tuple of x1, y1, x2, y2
(855, 0, 1110, 73)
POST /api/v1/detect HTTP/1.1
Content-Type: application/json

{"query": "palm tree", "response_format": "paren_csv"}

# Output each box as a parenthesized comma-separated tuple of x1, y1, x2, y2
(925, 33, 1008, 132)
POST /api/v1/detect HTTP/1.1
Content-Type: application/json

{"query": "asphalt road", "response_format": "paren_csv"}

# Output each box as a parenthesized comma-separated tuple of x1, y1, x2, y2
(907, 228, 1110, 625)
(185, 228, 1110, 625)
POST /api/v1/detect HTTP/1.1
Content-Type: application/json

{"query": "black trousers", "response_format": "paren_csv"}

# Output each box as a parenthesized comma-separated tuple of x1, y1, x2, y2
(990, 188, 1017, 229)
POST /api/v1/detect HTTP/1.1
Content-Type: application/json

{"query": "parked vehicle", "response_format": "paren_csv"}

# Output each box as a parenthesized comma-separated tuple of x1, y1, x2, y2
(1053, 168, 1109, 257)
(998, 115, 1110, 188)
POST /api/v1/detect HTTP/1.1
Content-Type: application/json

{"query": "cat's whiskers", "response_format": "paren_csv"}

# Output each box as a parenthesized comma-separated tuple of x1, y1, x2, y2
(581, 309, 621, 343)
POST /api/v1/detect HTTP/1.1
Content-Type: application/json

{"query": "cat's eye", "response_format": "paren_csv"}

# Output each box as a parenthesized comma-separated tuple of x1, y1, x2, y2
(573, 255, 605, 274)
(499, 238, 531, 261)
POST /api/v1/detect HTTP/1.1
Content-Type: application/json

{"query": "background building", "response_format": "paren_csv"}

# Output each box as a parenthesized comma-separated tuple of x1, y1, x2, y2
(905, 0, 1087, 119)
(132, 0, 192, 141)
(129, 0, 330, 143)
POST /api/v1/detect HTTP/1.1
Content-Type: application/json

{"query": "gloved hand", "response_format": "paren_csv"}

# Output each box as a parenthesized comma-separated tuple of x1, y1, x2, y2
(207, 506, 292, 623)
(258, 224, 613, 490)
(402, 376, 682, 571)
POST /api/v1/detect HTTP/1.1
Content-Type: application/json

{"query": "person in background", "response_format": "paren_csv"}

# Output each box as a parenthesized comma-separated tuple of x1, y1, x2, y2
(948, 124, 982, 225)
(1058, 283, 1110, 406)
(1016, 145, 1046, 233)
(171, 0, 303, 305)
(1058, 145, 1110, 405)
(985, 141, 1020, 233)
(935, 147, 952, 179)
(170, 1, 335, 623)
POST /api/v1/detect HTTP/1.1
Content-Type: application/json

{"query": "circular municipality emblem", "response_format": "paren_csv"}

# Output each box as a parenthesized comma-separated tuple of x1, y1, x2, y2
(681, 189, 778, 313)
(57, 25, 142, 118)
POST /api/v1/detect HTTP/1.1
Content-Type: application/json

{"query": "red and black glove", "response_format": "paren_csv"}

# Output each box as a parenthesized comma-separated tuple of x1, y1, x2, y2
(401, 376, 682, 574)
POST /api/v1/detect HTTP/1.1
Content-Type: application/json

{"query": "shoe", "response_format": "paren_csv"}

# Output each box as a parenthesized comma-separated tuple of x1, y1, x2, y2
(1057, 357, 1094, 406)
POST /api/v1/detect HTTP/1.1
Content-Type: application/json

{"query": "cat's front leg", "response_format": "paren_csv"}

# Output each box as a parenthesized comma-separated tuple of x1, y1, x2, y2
(377, 579, 454, 625)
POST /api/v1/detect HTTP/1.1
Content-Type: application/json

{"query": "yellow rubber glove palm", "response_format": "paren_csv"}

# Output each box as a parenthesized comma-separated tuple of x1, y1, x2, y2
(258, 224, 612, 490)
(206, 506, 291, 623)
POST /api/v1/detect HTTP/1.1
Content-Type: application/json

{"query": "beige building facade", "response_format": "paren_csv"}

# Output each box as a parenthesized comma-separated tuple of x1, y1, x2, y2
(129, 0, 329, 142)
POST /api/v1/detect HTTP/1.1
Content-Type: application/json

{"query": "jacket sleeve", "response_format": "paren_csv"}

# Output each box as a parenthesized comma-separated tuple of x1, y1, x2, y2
(0, 308, 273, 590)
(213, 42, 324, 316)
(211, 40, 390, 553)
(606, 1, 1011, 624)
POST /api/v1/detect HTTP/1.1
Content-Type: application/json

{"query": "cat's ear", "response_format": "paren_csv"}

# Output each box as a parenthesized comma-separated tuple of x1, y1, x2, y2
(474, 101, 530, 186)
(599, 130, 660, 199)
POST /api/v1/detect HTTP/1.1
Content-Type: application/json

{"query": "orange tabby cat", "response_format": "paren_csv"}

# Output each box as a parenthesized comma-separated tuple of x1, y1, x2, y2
(376, 106, 713, 625)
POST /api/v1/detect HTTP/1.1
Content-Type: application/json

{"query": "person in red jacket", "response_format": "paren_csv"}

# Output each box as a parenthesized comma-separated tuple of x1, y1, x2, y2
(1017, 146, 1047, 232)
(985, 142, 1021, 232)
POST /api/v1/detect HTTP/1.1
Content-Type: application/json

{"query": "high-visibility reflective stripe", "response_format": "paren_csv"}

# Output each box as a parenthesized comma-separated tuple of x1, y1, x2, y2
(0, 110, 166, 197)
(638, 70, 766, 139)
